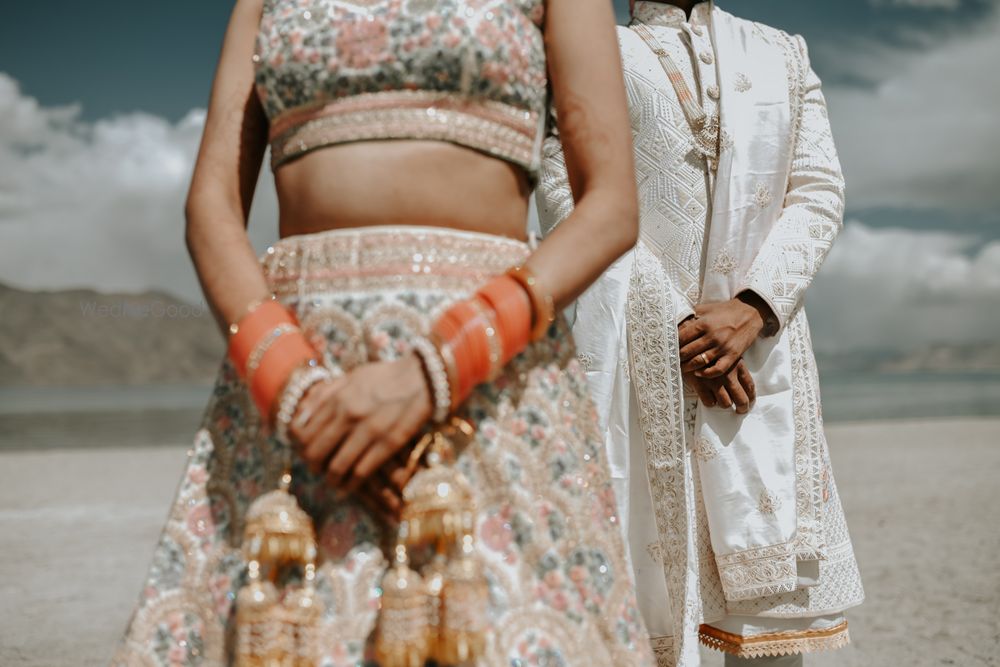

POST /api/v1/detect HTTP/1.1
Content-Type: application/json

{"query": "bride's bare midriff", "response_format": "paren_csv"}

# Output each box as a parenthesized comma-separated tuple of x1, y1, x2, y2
(274, 140, 532, 241)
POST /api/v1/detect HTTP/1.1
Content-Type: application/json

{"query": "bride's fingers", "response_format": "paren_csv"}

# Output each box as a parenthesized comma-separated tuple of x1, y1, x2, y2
(352, 474, 402, 522)
(344, 411, 421, 493)
(387, 457, 417, 494)
(294, 377, 347, 443)
(368, 475, 403, 519)
(300, 401, 352, 475)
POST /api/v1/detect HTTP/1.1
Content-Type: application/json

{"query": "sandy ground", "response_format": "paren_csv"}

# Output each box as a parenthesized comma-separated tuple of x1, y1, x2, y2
(1, 418, 998, 667)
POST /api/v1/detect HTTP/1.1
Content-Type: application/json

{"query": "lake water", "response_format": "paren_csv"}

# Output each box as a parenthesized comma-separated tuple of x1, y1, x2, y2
(2, 372, 998, 451)
(817, 371, 1000, 423)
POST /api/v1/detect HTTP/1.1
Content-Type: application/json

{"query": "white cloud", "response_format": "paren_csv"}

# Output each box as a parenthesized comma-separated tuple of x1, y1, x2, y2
(824, 11, 1000, 211)
(808, 221, 1000, 352)
(2, 74, 998, 356)
(0, 73, 278, 304)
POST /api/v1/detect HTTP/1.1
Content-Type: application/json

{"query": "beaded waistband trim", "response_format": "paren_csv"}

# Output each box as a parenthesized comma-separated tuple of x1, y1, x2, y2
(261, 226, 531, 297)
(268, 91, 540, 171)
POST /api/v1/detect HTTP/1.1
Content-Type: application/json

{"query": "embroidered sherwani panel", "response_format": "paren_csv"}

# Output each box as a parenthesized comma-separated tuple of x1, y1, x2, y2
(622, 2, 717, 321)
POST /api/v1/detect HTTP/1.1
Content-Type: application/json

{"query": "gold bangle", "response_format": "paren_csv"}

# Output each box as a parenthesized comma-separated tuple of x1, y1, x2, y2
(228, 293, 277, 337)
(506, 266, 555, 342)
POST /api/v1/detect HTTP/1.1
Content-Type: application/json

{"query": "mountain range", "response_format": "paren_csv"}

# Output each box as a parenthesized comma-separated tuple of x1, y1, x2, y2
(2, 281, 998, 387)
(1, 281, 223, 387)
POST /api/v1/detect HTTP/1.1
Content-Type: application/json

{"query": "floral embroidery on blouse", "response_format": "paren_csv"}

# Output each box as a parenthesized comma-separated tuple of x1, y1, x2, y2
(253, 0, 548, 171)
(255, 0, 546, 118)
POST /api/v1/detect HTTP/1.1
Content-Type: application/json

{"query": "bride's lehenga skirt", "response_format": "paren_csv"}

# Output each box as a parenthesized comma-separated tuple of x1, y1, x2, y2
(112, 226, 654, 667)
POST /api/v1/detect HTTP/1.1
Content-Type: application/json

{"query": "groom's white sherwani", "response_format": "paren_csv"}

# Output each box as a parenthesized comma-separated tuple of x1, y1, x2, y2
(537, 3, 864, 665)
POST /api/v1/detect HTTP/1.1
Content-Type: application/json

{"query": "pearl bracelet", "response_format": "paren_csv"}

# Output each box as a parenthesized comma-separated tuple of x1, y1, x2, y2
(275, 363, 332, 445)
(411, 336, 452, 423)
(245, 323, 299, 385)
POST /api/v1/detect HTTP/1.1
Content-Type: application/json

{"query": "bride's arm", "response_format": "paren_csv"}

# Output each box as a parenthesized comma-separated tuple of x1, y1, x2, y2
(184, 0, 270, 334)
(526, 0, 638, 309)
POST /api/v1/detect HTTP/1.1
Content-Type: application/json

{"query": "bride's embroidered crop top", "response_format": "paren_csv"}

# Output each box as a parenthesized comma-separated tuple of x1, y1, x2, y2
(253, 0, 548, 176)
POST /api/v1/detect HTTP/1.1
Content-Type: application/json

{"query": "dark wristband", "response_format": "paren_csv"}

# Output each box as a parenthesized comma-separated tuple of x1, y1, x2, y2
(737, 290, 780, 338)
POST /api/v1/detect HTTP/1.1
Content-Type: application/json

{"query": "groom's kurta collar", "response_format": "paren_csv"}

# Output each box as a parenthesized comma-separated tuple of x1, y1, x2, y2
(631, 1, 712, 28)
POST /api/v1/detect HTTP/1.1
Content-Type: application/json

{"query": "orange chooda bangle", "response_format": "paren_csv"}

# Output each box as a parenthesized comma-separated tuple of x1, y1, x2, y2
(430, 270, 541, 410)
(227, 298, 318, 421)
(475, 274, 532, 365)
(228, 300, 294, 376)
(432, 300, 492, 404)
(248, 334, 318, 421)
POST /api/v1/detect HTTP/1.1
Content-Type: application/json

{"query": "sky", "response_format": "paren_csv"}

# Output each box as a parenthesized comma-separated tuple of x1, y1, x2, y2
(1, 0, 998, 355)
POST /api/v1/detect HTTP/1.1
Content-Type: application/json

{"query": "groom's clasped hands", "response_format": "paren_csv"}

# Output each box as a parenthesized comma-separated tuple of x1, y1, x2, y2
(678, 293, 774, 415)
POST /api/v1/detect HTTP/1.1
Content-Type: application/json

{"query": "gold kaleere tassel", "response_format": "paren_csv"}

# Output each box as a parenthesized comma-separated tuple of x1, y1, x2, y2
(423, 551, 449, 624)
(436, 515, 489, 665)
(236, 471, 322, 667)
(375, 417, 487, 666)
(424, 549, 449, 663)
(401, 421, 475, 547)
(283, 545, 323, 667)
(374, 525, 432, 667)
(235, 563, 282, 667)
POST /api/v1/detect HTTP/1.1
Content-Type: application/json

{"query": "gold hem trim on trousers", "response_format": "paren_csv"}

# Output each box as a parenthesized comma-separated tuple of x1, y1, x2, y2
(697, 621, 850, 659)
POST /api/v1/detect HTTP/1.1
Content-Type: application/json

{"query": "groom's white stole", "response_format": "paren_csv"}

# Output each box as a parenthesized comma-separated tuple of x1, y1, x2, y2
(690, 13, 821, 600)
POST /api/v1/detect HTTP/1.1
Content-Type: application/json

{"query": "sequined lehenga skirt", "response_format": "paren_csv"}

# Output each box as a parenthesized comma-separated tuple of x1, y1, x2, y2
(113, 226, 654, 667)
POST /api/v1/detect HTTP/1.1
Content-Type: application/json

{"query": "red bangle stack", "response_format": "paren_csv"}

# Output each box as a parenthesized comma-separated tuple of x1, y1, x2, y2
(428, 266, 554, 413)
(476, 275, 532, 365)
(227, 298, 318, 423)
